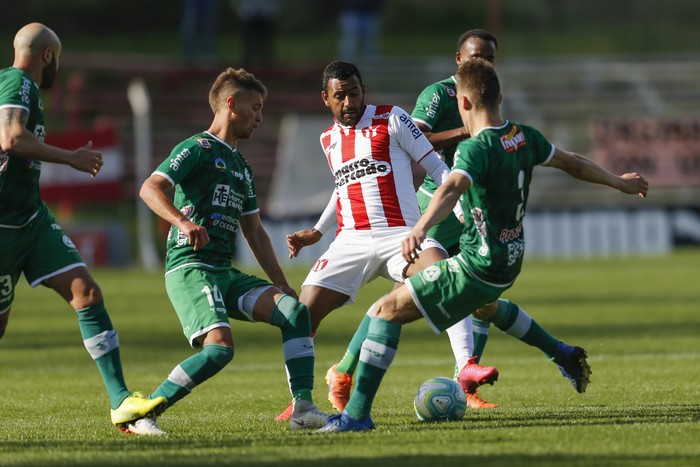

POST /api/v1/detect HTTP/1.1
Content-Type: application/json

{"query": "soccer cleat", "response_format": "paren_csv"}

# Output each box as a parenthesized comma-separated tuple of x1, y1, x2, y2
(325, 364, 353, 412)
(316, 411, 375, 433)
(274, 400, 293, 422)
(553, 343, 591, 393)
(466, 391, 499, 409)
(119, 415, 167, 436)
(110, 392, 167, 426)
(457, 356, 499, 394)
(289, 400, 329, 430)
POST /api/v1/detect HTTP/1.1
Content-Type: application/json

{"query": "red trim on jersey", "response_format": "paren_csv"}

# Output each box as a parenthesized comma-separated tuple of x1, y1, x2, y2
(416, 149, 435, 164)
(340, 128, 370, 230)
(372, 106, 406, 227)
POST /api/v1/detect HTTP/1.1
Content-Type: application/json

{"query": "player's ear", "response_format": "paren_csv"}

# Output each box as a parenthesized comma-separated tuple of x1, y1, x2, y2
(226, 95, 236, 113)
(455, 51, 462, 65)
(460, 95, 472, 111)
(43, 47, 53, 63)
(321, 91, 330, 108)
(498, 94, 503, 105)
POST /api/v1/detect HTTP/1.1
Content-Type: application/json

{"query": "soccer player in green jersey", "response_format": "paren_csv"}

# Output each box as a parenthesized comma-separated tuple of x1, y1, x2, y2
(0, 23, 166, 434)
(139, 67, 327, 434)
(318, 58, 648, 432)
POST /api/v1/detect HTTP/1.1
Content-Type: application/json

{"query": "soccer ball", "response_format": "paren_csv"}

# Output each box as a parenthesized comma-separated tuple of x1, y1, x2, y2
(413, 376, 467, 422)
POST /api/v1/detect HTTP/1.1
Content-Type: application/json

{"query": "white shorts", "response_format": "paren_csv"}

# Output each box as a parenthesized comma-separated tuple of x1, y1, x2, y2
(302, 227, 445, 305)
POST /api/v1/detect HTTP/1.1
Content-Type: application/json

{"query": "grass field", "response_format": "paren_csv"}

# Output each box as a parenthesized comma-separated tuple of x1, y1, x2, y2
(1, 249, 699, 466)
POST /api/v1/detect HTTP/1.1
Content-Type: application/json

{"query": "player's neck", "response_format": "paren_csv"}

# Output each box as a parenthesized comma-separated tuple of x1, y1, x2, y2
(206, 122, 238, 149)
(469, 110, 504, 135)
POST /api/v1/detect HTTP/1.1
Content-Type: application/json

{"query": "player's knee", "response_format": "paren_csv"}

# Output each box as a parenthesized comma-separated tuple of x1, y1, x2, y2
(372, 296, 396, 320)
(202, 344, 234, 370)
(473, 300, 500, 321)
(65, 274, 103, 309)
(271, 295, 311, 336)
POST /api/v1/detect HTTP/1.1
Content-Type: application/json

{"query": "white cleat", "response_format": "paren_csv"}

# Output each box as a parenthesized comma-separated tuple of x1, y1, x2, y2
(120, 416, 167, 436)
(290, 400, 329, 430)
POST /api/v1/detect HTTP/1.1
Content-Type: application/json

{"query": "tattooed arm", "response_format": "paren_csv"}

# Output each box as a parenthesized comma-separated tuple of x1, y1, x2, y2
(0, 106, 103, 176)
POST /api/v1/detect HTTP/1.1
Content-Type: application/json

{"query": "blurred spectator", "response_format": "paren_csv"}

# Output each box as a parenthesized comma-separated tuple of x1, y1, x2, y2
(233, 0, 281, 65)
(181, 0, 218, 63)
(338, 0, 386, 64)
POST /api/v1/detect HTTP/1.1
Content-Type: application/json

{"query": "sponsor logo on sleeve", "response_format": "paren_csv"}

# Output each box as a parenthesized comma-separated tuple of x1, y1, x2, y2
(399, 112, 422, 139)
(197, 138, 212, 149)
(169, 148, 191, 171)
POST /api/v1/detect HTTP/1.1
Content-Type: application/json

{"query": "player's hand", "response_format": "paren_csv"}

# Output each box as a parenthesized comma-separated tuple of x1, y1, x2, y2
(402, 229, 426, 264)
(619, 172, 649, 199)
(181, 221, 209, 251)
(70, 141, 104, 177)
(277, 283, 299, 300)
(287, 228, 322, 258)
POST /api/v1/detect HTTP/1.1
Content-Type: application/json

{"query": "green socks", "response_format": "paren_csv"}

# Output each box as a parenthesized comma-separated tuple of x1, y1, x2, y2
(471, 317, 491, 363)
(76, 301, 130, 409)
(345, 316, 401, 421)
(270, 294, 315, 396)
(336, 311, 373, 375)
(151, 343, 233, 407)
(490, 299, 559, 359)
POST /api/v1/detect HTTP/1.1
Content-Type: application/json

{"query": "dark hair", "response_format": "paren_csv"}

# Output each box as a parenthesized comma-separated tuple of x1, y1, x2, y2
(208, 67, 267, 113)
(322, 60, 364, 91)
(455, 58, 500, 109)
(457, 29, 498, 52)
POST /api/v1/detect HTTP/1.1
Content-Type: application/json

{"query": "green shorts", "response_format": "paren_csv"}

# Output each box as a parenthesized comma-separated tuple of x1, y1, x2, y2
(164, 265, 271, 347)
(417, 188, 463, 255)
(0, 205, 84, 313)
(405, 254, 510, 334)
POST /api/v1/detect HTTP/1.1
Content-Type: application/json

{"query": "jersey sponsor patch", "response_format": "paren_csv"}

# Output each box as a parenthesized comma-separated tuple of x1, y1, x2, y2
(212, 184, 231, 207)
(333, 158, 391, 188)
(169, 148, 191, 170)
(215, 158, 227, 171)
(500, 125, 527, 153)
(422, 265, 441, 282)
(197, 138, 212, 149)
(62, 235, 76, 249)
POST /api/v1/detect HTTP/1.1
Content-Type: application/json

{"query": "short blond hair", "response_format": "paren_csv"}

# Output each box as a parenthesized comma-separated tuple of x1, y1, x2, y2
(455, 58, 500, 110)
(208, 67, 267, 113)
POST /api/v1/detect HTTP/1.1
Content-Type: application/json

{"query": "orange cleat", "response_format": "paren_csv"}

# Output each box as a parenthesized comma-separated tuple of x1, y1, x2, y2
(325, 364, 353, 412)
(466, 391, 499, 409)
(274, 400, 293, 422)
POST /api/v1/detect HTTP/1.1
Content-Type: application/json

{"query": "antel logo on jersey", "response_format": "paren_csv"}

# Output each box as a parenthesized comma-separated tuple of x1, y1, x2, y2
(425, 92, 441, 119)
(20, 77, 31, 105)
(399, 113, 422, 139)
(169, 148, 191, 171)
(500, 126, 527, 153)
(334, 158, 391, 188)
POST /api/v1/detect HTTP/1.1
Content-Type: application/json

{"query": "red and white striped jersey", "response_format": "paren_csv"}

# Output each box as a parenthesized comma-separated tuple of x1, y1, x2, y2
(320, 104, 435, 232)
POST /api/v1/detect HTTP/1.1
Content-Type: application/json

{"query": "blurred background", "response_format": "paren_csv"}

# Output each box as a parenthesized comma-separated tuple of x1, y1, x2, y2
(2, 0, 699, 269)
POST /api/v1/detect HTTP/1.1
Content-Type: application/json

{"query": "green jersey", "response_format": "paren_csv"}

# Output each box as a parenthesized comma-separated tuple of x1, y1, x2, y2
(453, 121, 554, 286)
(0, 67, 47, 227)
(153, 132, 259, 272)
(411, 76, 463, 193)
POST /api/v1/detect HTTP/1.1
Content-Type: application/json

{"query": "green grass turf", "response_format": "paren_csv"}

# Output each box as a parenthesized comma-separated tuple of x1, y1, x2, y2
(1, 249, 699, 466)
